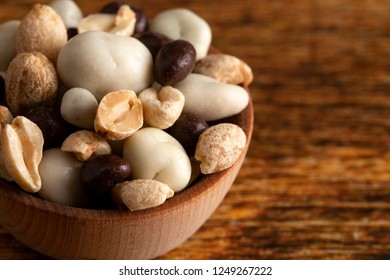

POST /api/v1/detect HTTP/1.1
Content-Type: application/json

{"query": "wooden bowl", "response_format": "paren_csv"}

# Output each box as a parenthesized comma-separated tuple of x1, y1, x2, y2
(0, 98, 253, 260)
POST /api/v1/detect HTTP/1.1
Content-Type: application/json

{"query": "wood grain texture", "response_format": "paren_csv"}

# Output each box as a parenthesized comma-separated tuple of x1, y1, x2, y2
(1, 0, 390, 260)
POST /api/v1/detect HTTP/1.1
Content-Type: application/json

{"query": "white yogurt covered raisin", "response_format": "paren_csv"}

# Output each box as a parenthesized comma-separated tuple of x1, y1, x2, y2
(123, 127, 191, 192)
(38, 148, 87, 207)
(57, 31, 153, 101)
(61, 87, 98, 130)
(0, 20, 20, 71)
(174, 73, 249, 121)
(149, 9, 212, 61)
(49, 0, 84, 29)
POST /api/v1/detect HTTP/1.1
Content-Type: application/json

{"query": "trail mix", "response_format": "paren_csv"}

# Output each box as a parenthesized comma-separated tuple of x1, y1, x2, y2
(0, 0, 253, 211)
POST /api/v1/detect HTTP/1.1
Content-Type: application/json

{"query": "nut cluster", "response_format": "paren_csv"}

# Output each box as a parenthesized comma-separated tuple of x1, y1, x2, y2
(0, 0, 253, 211)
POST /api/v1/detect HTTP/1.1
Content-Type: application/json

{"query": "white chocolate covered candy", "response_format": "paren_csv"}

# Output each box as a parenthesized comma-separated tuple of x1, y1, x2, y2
(123, 127, 191, 192)
(57, 31, 153, 101)
(174, 73, 249, 121)
(49, 0, 84, 28)
(60, 88, 98, 130)
(38, 148, 87, 207)
(149, 9, 212, 61)
(0, 20, 20, 71)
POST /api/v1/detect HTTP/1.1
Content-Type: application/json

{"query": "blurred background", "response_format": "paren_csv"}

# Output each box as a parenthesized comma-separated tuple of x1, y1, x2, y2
(2, 0, 390, 259)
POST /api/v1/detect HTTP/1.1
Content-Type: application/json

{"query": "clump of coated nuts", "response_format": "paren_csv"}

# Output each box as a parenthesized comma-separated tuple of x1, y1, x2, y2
(0, 1, 253, 211)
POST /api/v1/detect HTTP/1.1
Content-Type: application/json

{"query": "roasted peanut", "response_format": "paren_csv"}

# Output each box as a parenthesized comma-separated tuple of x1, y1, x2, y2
(195, 123, 246, 174)
(5, 52, 58, 115)
(194, 54, 253, 87)
(111, 179, 174, 211)
(95, 90, 143, 140)
(61, 130, 112, 161)
(139, 85, 185, 129)
(1, 116, 44, 192)
(16, 4, 67, 64)
(78, 5, 136, 36)
(100, 2, 148, 34)
(0, 105, 13, 125)
(0, 105, 14, 182)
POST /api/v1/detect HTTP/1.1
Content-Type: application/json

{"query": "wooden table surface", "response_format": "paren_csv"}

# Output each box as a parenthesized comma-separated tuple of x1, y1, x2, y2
(2, 0, 390, 260)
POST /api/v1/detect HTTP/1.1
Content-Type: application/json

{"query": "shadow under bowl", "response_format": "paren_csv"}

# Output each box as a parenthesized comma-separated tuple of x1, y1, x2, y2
(0, 97, 253, 260)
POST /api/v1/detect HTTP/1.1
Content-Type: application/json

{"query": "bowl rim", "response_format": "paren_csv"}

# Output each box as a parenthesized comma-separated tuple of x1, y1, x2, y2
(0, 96, 254, 221)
